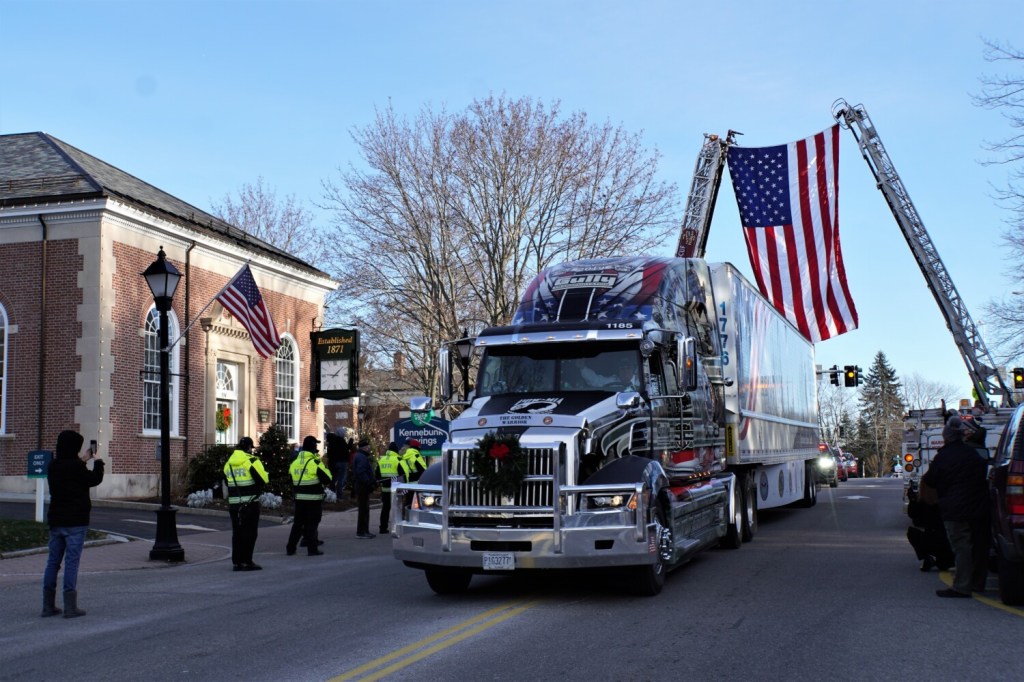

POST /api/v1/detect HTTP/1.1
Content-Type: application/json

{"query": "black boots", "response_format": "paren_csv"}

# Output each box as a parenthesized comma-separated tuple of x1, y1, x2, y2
(40, 588, 62, 617)
(63, 590, 86, 618)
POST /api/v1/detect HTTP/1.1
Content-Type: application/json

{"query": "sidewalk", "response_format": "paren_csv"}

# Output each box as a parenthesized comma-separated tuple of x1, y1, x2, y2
(0, 493, 370, 586)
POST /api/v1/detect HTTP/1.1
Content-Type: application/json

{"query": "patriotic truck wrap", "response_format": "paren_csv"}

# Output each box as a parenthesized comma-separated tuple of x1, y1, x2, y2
(392, 256, 820, 595)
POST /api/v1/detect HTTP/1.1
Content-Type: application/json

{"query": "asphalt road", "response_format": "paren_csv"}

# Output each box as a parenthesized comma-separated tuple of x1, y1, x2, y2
(0, 501, 279, 539)
(2, 479, 1021, 682)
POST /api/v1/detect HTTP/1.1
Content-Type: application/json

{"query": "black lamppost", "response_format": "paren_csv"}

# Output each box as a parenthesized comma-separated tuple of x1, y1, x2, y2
(454, 328, 473, 400)
(143, 247, 185, 562)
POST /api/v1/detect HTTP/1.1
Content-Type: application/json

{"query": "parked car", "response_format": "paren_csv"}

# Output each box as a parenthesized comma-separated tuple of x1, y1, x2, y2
(835, 456, 848, 482)
(844, 456, 860, 478)
(989, 403, 1024, 605)
(816, 444, 838, 488)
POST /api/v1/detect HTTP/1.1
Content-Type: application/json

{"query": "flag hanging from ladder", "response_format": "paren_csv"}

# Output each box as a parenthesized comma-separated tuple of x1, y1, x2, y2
(217, 264, 282, 358)
(726, 124, 858, 342)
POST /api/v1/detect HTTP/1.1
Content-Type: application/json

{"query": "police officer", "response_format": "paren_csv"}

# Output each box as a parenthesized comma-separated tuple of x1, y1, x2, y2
(402, 439, 428, 482)
(376, 442, 410, 535)
(223, 436, 270, 571)
(286, 435, 332, 556)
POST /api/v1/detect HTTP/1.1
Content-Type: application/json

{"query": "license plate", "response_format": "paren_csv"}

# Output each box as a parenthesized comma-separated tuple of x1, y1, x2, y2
(482, 552, 515, 570)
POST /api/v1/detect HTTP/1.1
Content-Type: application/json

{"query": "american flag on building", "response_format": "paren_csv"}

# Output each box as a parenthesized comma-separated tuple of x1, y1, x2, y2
(217, 264, 282, 358)
(726, 124, 858, 342)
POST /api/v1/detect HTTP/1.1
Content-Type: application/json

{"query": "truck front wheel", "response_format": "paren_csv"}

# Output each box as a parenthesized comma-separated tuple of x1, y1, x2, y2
(425, 568, 473, 595)
(631, 501, 670, 596)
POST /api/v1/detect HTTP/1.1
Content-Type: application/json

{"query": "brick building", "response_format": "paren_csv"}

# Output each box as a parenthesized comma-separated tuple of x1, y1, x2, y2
(0, 132, 335, 498)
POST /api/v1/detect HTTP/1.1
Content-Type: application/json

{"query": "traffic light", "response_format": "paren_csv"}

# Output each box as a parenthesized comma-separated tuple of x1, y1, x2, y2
(855, 366, 863, 386)
(829, 365, 839, 386)
(902, 452, 916, 474)
(844, 365, 857, 388)
(1014, 367, 1024, 389)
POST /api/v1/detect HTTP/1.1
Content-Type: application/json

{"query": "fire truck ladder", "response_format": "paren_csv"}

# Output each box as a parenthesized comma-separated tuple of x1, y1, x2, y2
(675, 131, 737, 259)
(833, 99, 1015, 407)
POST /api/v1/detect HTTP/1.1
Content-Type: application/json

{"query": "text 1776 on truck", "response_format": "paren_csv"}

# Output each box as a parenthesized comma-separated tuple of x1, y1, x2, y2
(392, 256, 821, 596)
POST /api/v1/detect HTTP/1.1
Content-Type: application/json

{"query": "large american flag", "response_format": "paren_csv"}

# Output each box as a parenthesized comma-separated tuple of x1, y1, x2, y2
(726, 125, 858, 342)
(217, 264, 282, 358)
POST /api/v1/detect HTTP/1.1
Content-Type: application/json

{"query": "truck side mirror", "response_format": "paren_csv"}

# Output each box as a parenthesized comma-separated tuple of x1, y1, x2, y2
(438, 347, 453, 402)
(677, 336, 698, 391)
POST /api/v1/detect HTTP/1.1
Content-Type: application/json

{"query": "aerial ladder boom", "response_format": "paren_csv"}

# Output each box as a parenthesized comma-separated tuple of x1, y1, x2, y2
(833, 99, 1015, 407)
(676, 131, 736, 258)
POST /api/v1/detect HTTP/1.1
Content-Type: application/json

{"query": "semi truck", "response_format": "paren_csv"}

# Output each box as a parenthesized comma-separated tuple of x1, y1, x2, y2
(392, 256, 820, 595)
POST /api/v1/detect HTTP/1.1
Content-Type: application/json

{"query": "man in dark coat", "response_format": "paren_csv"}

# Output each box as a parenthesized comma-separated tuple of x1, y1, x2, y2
(352, 439, 376, 539)
(921, 415, 990, 597)
(43, 430, 105, 618)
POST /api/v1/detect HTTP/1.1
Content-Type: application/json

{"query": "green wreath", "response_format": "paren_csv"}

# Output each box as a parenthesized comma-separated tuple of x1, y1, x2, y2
(215, 406, 232, 432)
(470, 432, 527, 498)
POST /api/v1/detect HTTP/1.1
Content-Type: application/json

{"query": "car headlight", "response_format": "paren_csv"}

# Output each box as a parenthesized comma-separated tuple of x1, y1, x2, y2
(817, 457, 832, 469)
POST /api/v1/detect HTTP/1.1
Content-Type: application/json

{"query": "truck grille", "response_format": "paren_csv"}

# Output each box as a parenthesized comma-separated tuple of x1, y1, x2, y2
(446, 446, 559, 509)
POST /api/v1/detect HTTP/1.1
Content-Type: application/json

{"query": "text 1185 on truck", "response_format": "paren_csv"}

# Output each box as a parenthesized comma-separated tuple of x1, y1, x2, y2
(392, 256, 821, 596)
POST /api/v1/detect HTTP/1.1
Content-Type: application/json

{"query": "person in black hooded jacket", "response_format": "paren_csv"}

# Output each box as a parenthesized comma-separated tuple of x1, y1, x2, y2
(921, 415, 990, 598)
(42, 430, 104, 618)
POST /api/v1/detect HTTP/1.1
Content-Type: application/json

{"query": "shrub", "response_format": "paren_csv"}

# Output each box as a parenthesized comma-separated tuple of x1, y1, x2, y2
(187, 444, 234, 494)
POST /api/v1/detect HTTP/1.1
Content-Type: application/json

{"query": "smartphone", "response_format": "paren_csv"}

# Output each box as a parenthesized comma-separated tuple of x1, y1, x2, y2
(90, 440, 97, 455)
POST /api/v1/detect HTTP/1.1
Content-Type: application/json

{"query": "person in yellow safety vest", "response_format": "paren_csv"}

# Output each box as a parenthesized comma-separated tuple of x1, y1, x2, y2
(375, 442, 410, 535)
(286, 435, 333, 557)
(223, 436, 270, 572)
(401, 439, 428, 482)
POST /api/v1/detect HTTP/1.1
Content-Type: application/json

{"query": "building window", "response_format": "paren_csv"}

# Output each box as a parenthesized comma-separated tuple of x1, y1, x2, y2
(275, 336, 298, 441)
(142, 307, 179, 435)
(0, 303, 7, 434)
(215, 361, 239, 446)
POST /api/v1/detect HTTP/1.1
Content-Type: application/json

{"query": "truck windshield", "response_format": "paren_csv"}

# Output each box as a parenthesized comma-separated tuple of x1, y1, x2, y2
(476, 343, 640, 396)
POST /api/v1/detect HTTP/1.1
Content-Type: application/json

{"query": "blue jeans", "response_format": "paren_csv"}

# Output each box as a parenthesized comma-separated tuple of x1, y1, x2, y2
(334, 462, 348, 492)
(43, 526, 87, 593)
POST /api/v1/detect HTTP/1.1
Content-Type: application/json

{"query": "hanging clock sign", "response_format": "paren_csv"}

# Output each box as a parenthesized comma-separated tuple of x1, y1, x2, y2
(311, 327, 359, 400)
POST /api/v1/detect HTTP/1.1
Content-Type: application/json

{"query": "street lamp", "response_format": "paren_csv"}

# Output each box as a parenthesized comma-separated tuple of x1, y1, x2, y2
(143, 247, 185, 562)
(454, 328, 473, 400)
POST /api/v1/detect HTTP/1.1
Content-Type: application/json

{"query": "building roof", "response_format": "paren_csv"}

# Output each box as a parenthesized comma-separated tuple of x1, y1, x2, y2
(0, 131, 325, 276)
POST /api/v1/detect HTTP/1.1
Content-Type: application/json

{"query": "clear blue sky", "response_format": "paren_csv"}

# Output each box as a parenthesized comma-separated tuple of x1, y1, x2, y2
(2, 0, 1021, 404)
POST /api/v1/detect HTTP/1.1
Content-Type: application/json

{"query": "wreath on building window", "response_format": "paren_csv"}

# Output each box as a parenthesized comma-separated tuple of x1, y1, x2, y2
(215, 406, 232, 432)
(470, 432, 527, 498)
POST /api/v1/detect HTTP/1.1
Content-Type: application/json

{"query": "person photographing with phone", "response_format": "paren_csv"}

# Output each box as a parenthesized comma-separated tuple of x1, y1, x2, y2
(42, 430, 105, 618)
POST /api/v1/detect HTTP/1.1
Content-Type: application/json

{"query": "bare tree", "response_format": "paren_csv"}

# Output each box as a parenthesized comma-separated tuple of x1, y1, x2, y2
(901, 372, 961, 411)
(817, 382, 857, 445)
(210, 177, 320, 263)
(976, 40, 1024, 362)
(320, 95, 680, 396)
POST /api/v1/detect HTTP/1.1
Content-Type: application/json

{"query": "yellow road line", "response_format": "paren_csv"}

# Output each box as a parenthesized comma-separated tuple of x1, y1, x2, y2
(939, 570, 1024, 616)
(331, 598, 543, 682)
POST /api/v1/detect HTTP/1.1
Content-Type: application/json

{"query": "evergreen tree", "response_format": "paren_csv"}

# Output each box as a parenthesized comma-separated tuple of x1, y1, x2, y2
(256, 425, 295, 497)
(857, 351, 906, 477)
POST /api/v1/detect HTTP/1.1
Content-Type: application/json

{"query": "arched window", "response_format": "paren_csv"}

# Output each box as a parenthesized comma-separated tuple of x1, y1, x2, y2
(142, 306, 180, 435)
(0, 302, 7, 434)
(275, 336, 298, 441)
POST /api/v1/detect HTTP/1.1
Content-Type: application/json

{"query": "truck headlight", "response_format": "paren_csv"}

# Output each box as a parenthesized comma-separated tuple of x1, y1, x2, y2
(817, 457, 832, 470)
(412, 492, 443, 509)
(587, 494, 635, 510)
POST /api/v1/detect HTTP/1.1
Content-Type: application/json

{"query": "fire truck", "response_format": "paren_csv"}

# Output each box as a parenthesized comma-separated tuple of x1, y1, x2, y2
(831, 101, 1017, 487)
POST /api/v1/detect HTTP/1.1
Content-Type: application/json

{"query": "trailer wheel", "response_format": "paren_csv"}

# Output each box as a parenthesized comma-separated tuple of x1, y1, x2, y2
(741, 472, 758, 542)
(632, 501, 670, 596)
(798, 463, 818, 508)
(721, 478, 743, 550)
(424, 568, 473, 595)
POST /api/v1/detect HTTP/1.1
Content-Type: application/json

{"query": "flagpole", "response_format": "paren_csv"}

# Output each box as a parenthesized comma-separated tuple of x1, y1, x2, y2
(164, 262, 249, 352)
